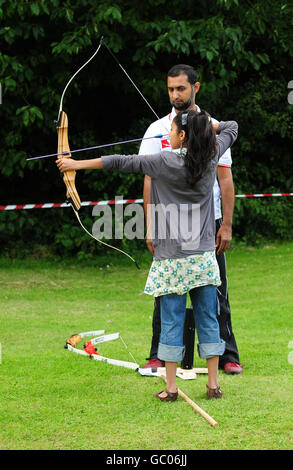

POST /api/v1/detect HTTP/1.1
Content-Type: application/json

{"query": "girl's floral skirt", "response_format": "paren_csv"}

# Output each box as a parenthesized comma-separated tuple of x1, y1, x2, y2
(144, 251, 221, 297)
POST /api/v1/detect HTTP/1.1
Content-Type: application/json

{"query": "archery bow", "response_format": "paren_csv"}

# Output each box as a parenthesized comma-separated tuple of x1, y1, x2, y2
(65, 330, 139, 371)
(56, 36, 105, 211)
(56, 37, 140, 268)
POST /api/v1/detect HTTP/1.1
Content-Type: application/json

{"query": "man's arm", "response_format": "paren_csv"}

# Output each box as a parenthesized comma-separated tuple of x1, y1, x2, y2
(143, 175, 154, 255)
(216, 166, 235, 254)
(139, 121, 163, 257)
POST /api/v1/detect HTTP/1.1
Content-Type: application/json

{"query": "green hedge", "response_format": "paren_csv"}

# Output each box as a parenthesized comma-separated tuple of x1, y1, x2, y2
(1, 0, 292, 257)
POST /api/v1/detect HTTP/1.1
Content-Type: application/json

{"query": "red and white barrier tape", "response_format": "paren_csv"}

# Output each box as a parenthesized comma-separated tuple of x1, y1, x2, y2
(235, 193, 293, 198)
(0, 194, 292, 211)
(0, 199, 143, 211)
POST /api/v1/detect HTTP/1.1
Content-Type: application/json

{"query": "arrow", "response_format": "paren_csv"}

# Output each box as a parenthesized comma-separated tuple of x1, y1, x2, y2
(26, 133, 168, 161)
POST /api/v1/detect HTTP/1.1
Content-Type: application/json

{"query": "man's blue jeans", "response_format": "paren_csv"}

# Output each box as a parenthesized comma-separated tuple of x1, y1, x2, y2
(158, 285, 225, 362)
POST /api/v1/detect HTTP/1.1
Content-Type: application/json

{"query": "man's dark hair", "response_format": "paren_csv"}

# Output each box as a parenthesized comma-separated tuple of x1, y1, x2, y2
(167, 64, 199, 85)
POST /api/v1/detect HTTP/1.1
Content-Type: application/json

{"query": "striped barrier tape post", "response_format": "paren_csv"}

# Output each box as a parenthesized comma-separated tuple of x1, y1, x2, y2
(0, 194, 292, 211)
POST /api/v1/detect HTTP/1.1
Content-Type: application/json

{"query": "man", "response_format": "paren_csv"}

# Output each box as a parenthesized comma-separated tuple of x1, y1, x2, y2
(139, 64, 242, 374)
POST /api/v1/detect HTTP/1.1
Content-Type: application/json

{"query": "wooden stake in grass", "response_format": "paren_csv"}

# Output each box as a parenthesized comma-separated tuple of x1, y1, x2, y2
(160, 374, 218, 427)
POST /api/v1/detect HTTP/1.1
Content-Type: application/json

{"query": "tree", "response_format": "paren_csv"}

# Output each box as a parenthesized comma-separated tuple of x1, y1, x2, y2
(0, 0, 292, 257)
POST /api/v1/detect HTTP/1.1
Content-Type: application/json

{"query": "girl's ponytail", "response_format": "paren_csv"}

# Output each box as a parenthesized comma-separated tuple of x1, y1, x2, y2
(174, 110, 217, 185)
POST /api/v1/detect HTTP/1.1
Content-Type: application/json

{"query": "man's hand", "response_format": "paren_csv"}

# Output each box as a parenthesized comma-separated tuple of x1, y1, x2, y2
(146, 238, 155, 256)
(212, 123, 219, 133)
(216, 222, 232, 254)
(216, 166, 234, 255)
(143, 175, 155, 255)
(56, 157, 78, 173)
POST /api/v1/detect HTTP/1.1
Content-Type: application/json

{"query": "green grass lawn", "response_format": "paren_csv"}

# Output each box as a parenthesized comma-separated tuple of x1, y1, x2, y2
(0, 242, 293, 450)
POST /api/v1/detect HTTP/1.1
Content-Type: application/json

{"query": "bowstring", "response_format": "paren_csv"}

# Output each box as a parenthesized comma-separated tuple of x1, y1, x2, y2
(103, 42, 160, 121)
(119, 334, 139, 366)
(71, 205, 140, 269)
(103, 42, 170, 135)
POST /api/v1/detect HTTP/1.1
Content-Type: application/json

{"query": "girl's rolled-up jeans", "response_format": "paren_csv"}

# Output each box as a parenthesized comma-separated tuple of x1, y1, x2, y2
(158, 285, 225, 362)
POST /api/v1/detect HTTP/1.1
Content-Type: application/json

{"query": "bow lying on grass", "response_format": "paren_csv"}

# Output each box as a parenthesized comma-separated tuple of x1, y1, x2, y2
(65, 329, 139, 370)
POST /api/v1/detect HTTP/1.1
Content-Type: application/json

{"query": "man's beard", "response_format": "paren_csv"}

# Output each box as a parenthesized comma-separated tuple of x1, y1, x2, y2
(171, 88, 195, 111)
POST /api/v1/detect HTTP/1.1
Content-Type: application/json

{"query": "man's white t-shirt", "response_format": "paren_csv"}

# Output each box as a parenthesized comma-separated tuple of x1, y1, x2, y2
(139, 106, 232, 220)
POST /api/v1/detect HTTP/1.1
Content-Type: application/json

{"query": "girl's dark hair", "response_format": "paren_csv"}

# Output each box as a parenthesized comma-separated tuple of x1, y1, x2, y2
(173, 110, 217, 185)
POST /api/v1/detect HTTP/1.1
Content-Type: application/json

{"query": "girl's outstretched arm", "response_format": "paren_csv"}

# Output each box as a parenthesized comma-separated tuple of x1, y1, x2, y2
(56, 157, 103, 172)
(57, 151, 162, 177)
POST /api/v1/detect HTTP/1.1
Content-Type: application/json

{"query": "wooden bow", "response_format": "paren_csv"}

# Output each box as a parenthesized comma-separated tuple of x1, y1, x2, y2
(55, 39, 140, 268)
(56, 110, 81, 212)
(55, 38, 104, 213)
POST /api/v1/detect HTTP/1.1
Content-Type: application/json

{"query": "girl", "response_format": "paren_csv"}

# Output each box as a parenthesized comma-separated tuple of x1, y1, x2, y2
(56, 110, 238, 400)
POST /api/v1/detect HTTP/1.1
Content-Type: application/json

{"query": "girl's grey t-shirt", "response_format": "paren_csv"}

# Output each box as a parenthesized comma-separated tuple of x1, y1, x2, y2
(101, 121, 238, 260)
